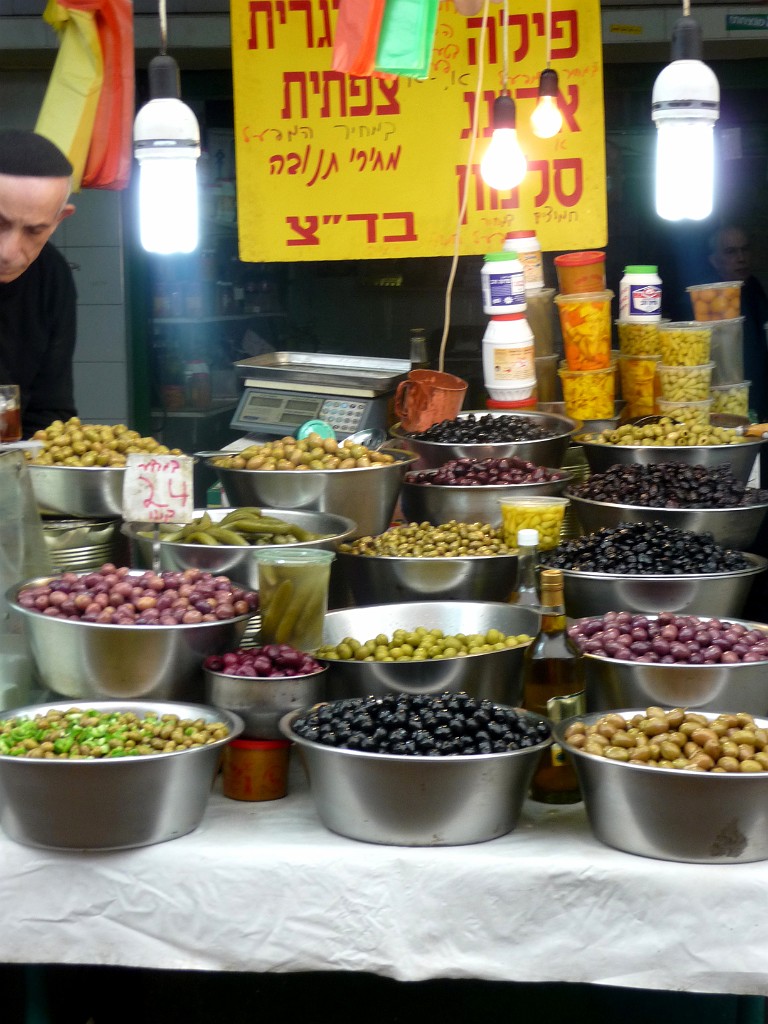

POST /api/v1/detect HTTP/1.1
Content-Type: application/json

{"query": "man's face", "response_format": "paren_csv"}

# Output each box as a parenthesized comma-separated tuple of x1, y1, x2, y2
(0, 173, 74, 284)
(710, 228, 751, 283)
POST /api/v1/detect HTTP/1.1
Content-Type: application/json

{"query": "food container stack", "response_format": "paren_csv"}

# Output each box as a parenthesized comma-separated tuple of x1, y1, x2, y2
(614, 265, 663, 418)
(480, 247, 537, 408)
(553, 251, 615, 421)
(686, 281, 750, 416)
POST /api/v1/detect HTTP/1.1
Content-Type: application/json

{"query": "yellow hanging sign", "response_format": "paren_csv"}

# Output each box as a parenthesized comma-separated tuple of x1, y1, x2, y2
(230, 0, 606, 261)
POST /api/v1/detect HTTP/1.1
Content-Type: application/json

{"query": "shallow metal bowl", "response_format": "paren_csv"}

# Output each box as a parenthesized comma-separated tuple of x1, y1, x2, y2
(204, 666, 327, 740)
(390, 410, 580, 470)
(555, 708, 768, 863)
(576, 616, 768, 716)
(576, 435, 763, 484)
(318, 601, 539, 705)
(537, 400, 626, 435)
(209, 449, 417, 539)
(28, 463, 126, 517)
(7, 571, 256, 702)
(0, 699, 243, 850)
(400, 468, 572, 528)
(281, 704, 550, 846)
(557, 554, 767, 620)
(565, 492, 768, 550)
(335, 550, 520, 604)
(123, 507, 357, 590)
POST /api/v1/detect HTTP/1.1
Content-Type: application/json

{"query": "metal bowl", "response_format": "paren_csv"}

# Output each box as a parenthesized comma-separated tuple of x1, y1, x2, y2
(0, 699, 243, 850)
(576, 435, 763, 484)
(335, 550, 521, 604)
(565, 492, 768, 550)
(557, 555, 767, 619)
(123, 507, 357, 590)
(281, 704, 550, 846)
(577, 616, 768, 716)
(537, 400, 626, 435)
(27, 463, 126, 518)
(204, 666, 327, 740)
(400, 468, 572, 528)
(390, 410, 581, 470)
(318, 601, 539, 704)
(209, 448, 417, 539)
(7, 571, 256, 702)
(555, 708, 768, 863)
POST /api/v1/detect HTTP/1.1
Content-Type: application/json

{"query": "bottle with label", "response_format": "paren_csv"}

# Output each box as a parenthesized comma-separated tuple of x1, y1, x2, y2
(184, 359, 212, 410)
(504, 230, 544, 291)
(481, 251, 526, 315)
(521, 568, 585, 804)
(619, 265, 662, 322)
(481, 313, 536, 402)
(510, 528, 540, 610)
(409, 327, 430, 371)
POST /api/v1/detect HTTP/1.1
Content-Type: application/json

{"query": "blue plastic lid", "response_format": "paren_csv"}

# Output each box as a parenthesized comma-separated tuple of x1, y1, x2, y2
(296, 419, 336, 440)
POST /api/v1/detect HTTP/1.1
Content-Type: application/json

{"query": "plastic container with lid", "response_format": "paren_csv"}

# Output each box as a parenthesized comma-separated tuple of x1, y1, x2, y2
(504, 230, 544, 291)
(481, 251, 526, 315)
(619, 265, 662, 322)
(554, 251, 606, 294)
(482, 314, 536, 402)
(554, 290, 614, 370)
(222, 738, 291, 801)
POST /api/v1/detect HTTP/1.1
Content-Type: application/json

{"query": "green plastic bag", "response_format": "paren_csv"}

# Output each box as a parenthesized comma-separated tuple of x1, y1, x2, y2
(374, 0, 440, 80)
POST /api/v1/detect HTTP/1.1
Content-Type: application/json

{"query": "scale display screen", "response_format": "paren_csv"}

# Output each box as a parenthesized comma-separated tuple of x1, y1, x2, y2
(232, 388, 373, 437)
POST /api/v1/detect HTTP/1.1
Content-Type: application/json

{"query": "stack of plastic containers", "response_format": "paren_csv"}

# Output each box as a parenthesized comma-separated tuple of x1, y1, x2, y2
(553, 251, 615, 421)
(614, 265, 663, 419)
(686, 281, 750, 418)
(656, 322, 715, 426)
(480, 247, 537, 409)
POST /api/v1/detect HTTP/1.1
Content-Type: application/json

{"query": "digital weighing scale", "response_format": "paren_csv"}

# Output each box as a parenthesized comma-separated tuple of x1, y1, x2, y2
(230, 352, 411, 443)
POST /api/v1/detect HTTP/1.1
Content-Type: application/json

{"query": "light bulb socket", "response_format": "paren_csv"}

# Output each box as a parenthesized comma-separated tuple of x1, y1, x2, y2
(148, 54, 182, 101)
(492, 92, 517, 131)
(670, 15, 703, 61)
(538, 68, 559, 99)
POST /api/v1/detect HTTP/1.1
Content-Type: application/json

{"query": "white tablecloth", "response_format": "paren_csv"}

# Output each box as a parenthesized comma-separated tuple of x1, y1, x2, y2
(1, 757, 767, 997)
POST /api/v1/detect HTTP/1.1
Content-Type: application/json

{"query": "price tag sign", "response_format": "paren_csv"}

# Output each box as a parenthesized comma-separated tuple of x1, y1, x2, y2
(122, 453, 195, 524)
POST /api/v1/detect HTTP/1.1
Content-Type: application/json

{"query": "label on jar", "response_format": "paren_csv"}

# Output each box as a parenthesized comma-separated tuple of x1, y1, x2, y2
(481, 255, 526, 314)
(620, 267, 662, 321)
(504, 232, 544, 290)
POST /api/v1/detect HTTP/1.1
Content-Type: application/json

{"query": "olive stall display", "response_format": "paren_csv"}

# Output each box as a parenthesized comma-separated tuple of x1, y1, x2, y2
(339, 521, 511, 557)
(209, 433, 396, 471)
(408, 413, 556, 445)
(583, 417, 748, 448)
(315, 626, 532, 664)
(26, 417, 182, 466)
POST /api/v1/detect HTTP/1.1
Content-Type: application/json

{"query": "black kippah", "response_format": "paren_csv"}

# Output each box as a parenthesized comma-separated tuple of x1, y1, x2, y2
(0, 130, 73, 177)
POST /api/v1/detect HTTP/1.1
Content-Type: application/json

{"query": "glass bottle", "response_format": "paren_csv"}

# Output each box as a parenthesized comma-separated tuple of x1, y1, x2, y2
(522, 567, 585, 804)
(510, 528, 540, 610)
(409, 327, 430, 371)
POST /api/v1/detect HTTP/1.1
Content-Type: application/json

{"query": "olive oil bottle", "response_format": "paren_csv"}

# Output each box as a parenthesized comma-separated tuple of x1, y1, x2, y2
(522, 568, 585, 804)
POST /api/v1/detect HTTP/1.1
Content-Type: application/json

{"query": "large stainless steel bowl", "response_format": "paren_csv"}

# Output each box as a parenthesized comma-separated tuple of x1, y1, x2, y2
(555, 708, 768, 863)
(204, 665, 327, 740)
(565, 492, 768, 550)
(537, 400, 626, 435)
(576, 435, 763, 484)
(335, 550, 520, 604)
(0, 699, 243, 850)
(558, 554, 767, 619)
(28, 463, 126, 517)
(400, 469, 572, 528)
(209, 448, 417, 539)
(390, 410, 580, 469)
(123, 507, 357, 590)
(578, 616, 768, 716)
(318, 601, 539, 704)
(281, 704, 550, 846)
(7, 572, 256, 702)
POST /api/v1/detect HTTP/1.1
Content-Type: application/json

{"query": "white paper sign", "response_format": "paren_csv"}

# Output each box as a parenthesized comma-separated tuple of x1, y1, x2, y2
(122, 454, 195, 524)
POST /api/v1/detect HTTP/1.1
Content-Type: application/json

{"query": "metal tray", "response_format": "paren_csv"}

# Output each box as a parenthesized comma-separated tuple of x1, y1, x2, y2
(235, 352, 410, 393)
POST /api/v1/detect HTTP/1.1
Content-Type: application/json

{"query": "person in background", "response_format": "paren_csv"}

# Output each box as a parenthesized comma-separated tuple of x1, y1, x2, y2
(707, 223, 768, 426)
(0, 129, 78, 437)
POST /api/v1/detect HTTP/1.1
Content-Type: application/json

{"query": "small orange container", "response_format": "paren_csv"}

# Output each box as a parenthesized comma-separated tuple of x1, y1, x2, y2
(554, 251, 606, 294)
(222, 738, 291, 801)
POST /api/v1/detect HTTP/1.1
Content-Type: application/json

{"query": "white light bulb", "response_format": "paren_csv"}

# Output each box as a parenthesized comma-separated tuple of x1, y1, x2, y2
(530, 95, 563, 139)
(480, 129, 528, 191)
(655, 118, 715, 221)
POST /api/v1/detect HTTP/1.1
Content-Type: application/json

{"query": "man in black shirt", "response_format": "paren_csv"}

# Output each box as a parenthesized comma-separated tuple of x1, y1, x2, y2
(0, 129, 77, 437)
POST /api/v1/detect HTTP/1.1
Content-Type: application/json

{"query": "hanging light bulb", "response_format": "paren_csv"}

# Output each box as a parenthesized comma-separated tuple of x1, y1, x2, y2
(652, 11, 719, 221)
(480, 92, 528, 191)
(531, 68, 563, 139)
(134, 50, 201, 254)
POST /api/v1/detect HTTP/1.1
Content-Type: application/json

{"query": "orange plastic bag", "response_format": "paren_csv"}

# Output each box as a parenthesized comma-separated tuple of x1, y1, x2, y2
(332, 0, 387, 77)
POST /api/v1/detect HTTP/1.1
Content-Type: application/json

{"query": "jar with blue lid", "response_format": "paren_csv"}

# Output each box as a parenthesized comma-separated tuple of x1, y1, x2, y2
(481, 251, 526, 315)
